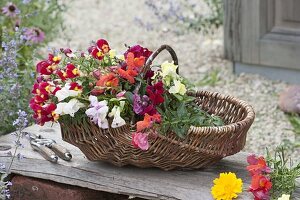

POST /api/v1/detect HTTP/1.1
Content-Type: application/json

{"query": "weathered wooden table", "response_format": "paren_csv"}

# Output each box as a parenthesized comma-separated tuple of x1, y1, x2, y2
(0, 123, 298, 200)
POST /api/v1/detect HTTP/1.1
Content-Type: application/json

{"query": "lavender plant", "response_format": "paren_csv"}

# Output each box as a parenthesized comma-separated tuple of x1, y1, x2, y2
(0, 0, 65, 134)
(135, 0, 223, 34)
(0, 110, 28, 199)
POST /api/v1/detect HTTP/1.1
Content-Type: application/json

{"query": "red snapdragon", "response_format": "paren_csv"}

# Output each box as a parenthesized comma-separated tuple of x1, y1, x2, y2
(249, 174, 272, 200)
(48, 54, 61, 65)
(247, 154, 272, 200)
(124, 45, 152, 60)
(89, 39, 110, 60)
(146, 81, 164, 105)
(30, 102, 57, 125)
(56, 63, 80, 81)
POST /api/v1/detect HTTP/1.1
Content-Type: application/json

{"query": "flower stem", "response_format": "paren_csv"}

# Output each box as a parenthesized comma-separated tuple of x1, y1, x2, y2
(7, 129, 22, 173)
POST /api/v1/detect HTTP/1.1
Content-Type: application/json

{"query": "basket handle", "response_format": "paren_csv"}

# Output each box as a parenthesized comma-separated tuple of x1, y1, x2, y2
(142, 45, 179, 75)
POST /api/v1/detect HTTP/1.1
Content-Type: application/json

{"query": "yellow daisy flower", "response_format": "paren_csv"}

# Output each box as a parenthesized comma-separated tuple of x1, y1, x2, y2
(211, 172, 243, 200)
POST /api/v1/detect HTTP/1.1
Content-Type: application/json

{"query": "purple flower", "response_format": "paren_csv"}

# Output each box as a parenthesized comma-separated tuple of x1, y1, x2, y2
(85, 96, 109, 129)
(1, 2, 20, 17)
(24, 28, 45, 44)
(13, 110, 28, 129)
(133, 94, 143, 115)
(133, 93, 156, 115)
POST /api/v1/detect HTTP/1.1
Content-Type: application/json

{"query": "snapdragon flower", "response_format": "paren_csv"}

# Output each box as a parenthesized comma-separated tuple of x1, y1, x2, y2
(55, 83, 82, 101)
(85, 96, 109, 129)
(168, 79, 186, 95)
(54, 99, 85, 117)
(108, 104, 126, 128)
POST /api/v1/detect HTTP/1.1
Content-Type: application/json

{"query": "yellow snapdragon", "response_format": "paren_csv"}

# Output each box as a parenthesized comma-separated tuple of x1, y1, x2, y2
(161, 61, 178, 78)
(169, 79, 187, 95)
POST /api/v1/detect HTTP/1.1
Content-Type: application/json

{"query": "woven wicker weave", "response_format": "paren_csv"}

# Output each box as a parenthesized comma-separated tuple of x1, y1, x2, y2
(60, 45, 255, 170)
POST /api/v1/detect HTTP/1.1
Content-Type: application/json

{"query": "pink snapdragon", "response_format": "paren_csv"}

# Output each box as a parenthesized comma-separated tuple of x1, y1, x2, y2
(132, 132, 149, 151)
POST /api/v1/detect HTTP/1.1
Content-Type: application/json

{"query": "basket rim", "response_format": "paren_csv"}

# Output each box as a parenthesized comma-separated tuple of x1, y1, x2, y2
(149, 90, 255, 156)
(186, 90, 255, 133)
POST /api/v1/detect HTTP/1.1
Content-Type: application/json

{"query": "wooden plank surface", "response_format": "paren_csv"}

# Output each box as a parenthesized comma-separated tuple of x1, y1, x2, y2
(224, 0, 242, 61)
(0, 123, 298, 200)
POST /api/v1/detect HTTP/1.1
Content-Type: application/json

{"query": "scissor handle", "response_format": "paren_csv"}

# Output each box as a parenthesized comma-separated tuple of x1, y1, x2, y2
(31, 141, 58, 163)
(50, 143, 72, 161)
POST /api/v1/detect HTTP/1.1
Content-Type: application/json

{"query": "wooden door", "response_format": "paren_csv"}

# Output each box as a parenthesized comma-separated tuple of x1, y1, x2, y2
(224, 0, 300, 83)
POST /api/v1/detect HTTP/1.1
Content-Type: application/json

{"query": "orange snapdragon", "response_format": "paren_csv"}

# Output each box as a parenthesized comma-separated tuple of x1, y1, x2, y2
(137, 113, 161, 132)
(95, 73, 119, 94)
(117, 52, 144, 84)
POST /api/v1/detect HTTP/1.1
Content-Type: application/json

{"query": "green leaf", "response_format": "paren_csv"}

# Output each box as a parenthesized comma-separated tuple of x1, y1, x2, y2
(173, 93, 184, 101)
(124, 92, 133, 104)
(177, 102, 187, 118)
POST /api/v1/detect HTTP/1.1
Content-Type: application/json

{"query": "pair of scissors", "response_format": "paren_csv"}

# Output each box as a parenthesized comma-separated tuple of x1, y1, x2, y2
(27, 133, 72, 163)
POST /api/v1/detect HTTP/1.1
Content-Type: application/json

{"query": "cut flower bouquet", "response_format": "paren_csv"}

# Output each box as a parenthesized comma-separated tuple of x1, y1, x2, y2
(29, 38, 223, 151)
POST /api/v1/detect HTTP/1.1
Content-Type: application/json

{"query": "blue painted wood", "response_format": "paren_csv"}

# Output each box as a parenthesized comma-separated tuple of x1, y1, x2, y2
(234, 62, 300, 84)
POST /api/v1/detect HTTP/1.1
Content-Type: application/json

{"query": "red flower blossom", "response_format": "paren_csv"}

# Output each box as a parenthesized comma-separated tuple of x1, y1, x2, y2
(56, 69, 67, 81)
(117, 52, 144, 84)
(89, 39, 110, 60)
(124, 45, 152, 60)
(48, 54, 61, 65)
(146, 81, 164, 105)
(247, 154, 271, 176)
(126, 52, 145, 72)
(65, 63, 80, 78)
(249, 174, 272, 200)
(91, 47, 104, 60)
(95, 73, 119, 94)
(36, 61, 54, 75)
(69, 82, 82, 91)
(36, 54, 61, 75)
(117, 68, 138, 84)
(31, 103, 57, 125)
(52, 86, 61, 95)
(31, 82, 51, 95)
(55, 64, 80, 81)
(144, 69, 154, 80)
(32, 94, 49, 104)
(96, 39, 110, 53)
(142, 104, 157, 115)
(246, 154, 272, 200)
(29, 100, 43, 113)
(136, 113, 161, 132)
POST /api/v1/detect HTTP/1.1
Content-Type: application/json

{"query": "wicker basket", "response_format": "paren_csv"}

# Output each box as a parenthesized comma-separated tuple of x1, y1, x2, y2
(60, 45, 255, 170)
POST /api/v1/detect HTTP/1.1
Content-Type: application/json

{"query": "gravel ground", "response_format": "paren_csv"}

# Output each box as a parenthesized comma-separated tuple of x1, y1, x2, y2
(50, 0, 299, 160)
